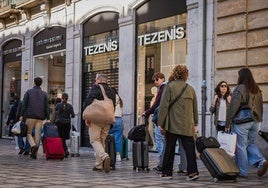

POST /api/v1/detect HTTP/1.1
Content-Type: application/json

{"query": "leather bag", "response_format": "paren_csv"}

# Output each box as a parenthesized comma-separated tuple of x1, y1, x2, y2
(233, 108, 254, 124)
(83, 84, 115, 124)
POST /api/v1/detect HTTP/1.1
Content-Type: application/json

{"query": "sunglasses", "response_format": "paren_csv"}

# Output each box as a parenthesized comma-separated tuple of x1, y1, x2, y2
(154, 78, 159, 82)
(220, 84, 227, 88)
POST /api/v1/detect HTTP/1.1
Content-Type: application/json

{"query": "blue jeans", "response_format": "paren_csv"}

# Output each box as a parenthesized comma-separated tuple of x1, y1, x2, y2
(17, 136, 30, 152)
(233, 121, 265, 176)
(155, 125, 165, 167)
(109, 117, 123, 153)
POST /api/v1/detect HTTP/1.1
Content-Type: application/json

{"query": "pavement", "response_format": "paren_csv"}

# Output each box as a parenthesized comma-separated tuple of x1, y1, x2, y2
(0, 138, 267, 188)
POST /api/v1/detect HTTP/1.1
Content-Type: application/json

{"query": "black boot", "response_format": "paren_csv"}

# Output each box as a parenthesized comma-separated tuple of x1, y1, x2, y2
(30, 146, 38, 159)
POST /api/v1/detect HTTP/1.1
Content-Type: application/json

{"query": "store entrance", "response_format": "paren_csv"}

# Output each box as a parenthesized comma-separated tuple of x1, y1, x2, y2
(1, 61, 21, 138)
(34, 53, 65, 118)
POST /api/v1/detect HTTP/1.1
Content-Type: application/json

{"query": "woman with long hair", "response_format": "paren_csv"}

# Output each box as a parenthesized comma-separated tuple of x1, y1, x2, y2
(225, 67, 268, 178)
(210, 81, 231, 131)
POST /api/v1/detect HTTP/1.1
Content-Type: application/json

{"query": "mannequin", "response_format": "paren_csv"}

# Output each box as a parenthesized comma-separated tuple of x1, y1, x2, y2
(148, 86, 157, 151)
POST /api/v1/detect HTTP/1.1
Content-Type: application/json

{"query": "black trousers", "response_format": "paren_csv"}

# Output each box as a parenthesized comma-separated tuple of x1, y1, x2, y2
(162, 131, 198, 176)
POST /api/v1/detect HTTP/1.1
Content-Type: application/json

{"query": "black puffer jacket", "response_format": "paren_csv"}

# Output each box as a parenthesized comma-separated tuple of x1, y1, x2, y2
(84, 83, 116, 109)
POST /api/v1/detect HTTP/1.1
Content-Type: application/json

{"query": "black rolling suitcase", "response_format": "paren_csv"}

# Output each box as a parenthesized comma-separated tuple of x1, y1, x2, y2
(105, 134, 116, 170)
(132, 141, 149, 172)
(200, 148, 239, 182)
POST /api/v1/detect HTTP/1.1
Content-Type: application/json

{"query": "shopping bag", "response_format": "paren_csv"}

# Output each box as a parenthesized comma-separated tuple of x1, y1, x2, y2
(217, 131, 237, 157)
(11, 121, 21, 134)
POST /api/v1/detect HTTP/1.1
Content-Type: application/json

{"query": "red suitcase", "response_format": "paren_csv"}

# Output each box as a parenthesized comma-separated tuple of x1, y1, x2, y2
(43, 137, 65, 160)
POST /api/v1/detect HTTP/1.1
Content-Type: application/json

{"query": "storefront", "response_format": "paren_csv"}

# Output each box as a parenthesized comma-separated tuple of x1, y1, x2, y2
(33, 26, 66, 118)
(135, 0, 187, 120)
(1, 39, 22, 138)
(81, 12, 119, 146)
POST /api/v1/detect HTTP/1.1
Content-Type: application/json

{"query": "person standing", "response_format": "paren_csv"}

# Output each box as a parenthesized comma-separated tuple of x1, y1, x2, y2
(225, 67, 268, 178)
(148, 86, 157, 151)
(210, 81, 232, 132)
(84, 74, 116, 173)
(19, 77, 50, 159)
(109, 88, 124, 161)
(158, 64, 199, 180)
(6, 96, 20, 137)
(142, 72, 166, 172)
(55, 93, 75, 158)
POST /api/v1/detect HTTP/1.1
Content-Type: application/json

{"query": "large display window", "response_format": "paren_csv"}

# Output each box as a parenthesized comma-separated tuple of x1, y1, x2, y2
(136, 14, 187, 115)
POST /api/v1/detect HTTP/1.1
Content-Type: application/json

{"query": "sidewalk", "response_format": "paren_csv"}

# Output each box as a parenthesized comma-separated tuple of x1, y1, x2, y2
(0, 138, 267, 187)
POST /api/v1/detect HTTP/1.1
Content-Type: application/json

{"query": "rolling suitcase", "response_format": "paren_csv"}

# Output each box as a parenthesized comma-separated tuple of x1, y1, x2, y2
(105, 134, 116, 170)
(132, 141, 149, 172)
(121, 136, 129, 160)
(200, 148, 239, 182)
(43, 137, 65, 160)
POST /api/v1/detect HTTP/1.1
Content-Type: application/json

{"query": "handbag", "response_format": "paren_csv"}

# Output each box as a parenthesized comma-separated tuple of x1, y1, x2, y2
(83, 84, 115, 124)
(196, 136, 220, 153)
(11, 121, 21, 134)
(217, 131, 237, 157)
(233, 108, 254, 124)
(18, 121, 27, 137)
(128, 116, 146, 142)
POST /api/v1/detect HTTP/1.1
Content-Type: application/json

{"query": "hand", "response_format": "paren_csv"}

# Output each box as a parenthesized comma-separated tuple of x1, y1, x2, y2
(46, 120, 51, 123)
(194, 125, 198, 133)
(85, 120, 91, 127)
(159, 126, 166, 135)
(225, 127, 230, 133)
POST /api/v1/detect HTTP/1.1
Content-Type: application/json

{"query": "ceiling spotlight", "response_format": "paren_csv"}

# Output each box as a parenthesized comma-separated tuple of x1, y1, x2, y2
(60, 52, 64, 56)
(50, 54, 53, 59)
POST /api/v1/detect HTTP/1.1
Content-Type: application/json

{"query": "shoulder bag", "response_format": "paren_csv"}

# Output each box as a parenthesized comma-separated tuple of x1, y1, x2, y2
(83, 84, 115, 124)
(233, 92, 254, 124)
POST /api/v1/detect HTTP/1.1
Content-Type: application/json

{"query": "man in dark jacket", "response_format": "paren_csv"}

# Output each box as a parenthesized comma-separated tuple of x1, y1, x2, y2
(84, 74, 116, 173)
(19, 77, 50, 159)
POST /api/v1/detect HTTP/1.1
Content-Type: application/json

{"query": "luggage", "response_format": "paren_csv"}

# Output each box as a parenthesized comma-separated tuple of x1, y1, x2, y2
(121, 136, 129, 160)
(70, 135, 80, 157)
(200, 148, 239, 182)
(132, 141, 149, 172)
(196, 136, 220, 153)
(105, 134, 116, 170)
(43, 137, 65, 160)
(43, 122, 59, 137)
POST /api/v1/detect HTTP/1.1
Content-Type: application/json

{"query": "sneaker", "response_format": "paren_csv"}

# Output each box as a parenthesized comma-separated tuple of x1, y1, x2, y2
(23, 151, 29, 156)
(92, 166, 103, 172)
(186, 173, 199, 181)
(177, 170, 188, 176)
(258, 160, 268, 177)
(103, 156, 111, 173)
(30, 146, 38, 159)
(153, 166, 162, 172)
(116, 154, 121, 162)
(18, 149, 25, 155)
(160, 174, 172, 179)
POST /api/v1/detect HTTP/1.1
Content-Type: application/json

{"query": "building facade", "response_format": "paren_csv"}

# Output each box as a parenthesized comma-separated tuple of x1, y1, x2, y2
(0, 0, 267, 148)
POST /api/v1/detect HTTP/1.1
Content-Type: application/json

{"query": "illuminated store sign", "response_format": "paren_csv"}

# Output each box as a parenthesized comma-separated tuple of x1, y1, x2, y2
(84, 39, 118, 55)
(3, 47, 22, 57)
(138, 26, 185, 46)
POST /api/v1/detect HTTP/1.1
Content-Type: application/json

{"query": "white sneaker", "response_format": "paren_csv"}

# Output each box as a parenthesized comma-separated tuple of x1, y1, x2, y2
(116, 154, 121, 161)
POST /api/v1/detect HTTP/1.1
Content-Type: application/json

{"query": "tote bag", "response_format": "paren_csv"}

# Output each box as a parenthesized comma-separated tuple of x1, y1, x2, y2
(217, 131, 237, 157)
(83, 84, 115, 125)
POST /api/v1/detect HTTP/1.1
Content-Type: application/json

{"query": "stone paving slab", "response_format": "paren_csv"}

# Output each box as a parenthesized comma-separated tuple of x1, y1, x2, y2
(0, 139, 267, 187)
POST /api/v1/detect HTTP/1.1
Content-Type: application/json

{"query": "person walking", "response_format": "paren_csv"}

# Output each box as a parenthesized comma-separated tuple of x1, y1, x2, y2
(158, 64, 199, 180)
(6, 96, 20, 137)
(210, 81, 232, 132)
(54, 93, 75, 158)
(19, 77, 50, 159)
(84, 73, 116, 173)
(225, 67, 268, 178)
(142, 72, 166, 173)
(109, 88, 124, 161)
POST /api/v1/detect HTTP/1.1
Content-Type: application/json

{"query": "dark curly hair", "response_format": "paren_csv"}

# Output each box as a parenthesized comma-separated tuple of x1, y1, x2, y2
(214, 81, 231, 100)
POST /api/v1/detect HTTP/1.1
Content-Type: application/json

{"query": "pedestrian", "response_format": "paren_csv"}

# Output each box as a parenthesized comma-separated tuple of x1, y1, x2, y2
(148, 86, 157, 151)
(54, 93, 75, 158)
(109, 88, 124, 162)
(6, 96, 20, 137)
(158, 64, 199, 180)
(84, 73, 116, 173)
(16, 99, 30, 155)
(19, 77, 50, 159)
(225, 67, 268, 178)
(210, 81, 232, 132)
(142, 72, 166, 172)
